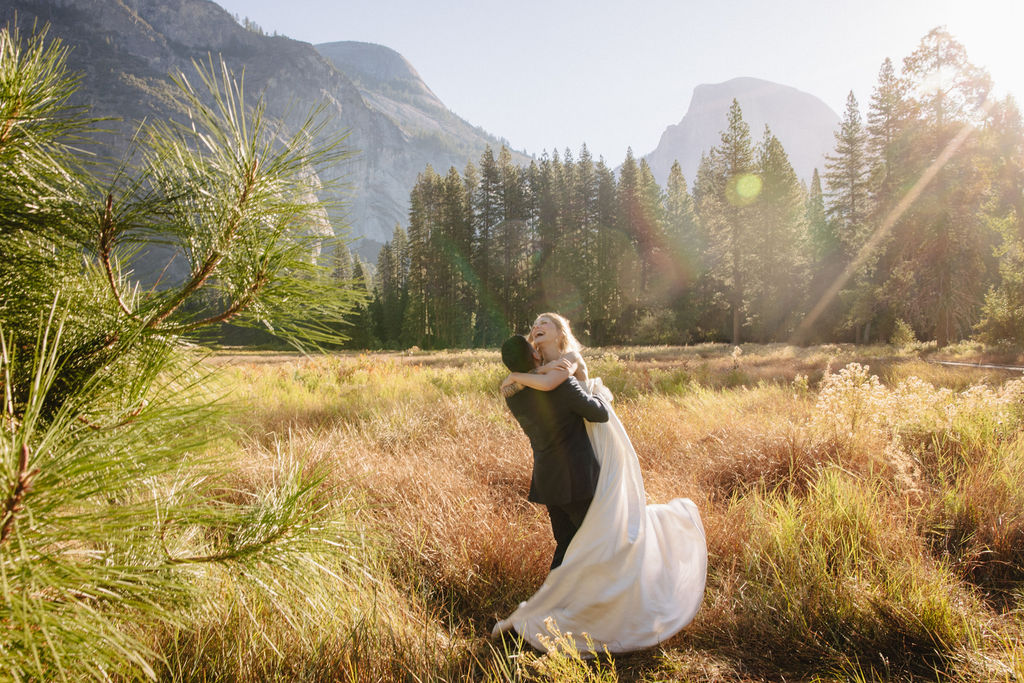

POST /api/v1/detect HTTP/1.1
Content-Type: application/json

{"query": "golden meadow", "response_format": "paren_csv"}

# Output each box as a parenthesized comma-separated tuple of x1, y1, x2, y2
(151, 343, 1024, 682)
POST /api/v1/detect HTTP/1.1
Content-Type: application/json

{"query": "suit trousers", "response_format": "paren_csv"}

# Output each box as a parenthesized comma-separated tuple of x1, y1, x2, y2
(546, 497, 593, 569)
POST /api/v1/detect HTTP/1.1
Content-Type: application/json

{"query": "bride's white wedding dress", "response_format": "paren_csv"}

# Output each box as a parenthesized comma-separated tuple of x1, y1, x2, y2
(492, 378, 707, 654)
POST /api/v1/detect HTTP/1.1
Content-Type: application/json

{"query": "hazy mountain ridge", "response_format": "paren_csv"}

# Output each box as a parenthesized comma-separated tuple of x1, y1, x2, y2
(644, 77, 840, 185)
(316, 41, 445, 112)
(0, 0, 524, 259)
(315, 40, 526, 171)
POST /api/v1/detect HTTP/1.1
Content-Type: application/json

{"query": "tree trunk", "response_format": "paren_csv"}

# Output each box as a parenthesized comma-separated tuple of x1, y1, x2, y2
(936, 307, 951, 348)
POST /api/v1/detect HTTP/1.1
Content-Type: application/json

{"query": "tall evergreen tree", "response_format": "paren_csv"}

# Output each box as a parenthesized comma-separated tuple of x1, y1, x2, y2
(494, 146, 529, 336)
(802, 167, 845, 340)
(701, 100, 758, 343)
(330, 240, 353, 283)
(691, 152, 730, 340)
(541, 150, 576, 316)
(374, 225, 409, 347)
(976, 97, 1024, 343)
(884, 28, 995, 345)
(823, 91, 875, 341)
(345, 256, 374, 348)
(573, 145, 602, 336)
(824, 92, 871, 259)
(402, 165, 440, 346)
(591, 158, 621, 343)
(866, 58, 913, 217)
(435, 165, 474, 347)
(806, 168, 832, 261)
(472, 147, 505, 345)
(614, 148, 644, 338)
(849, 57, 916, 343)
(663, 161, 702, 338)
(751, 127, 807, 341)
(637, 158, 668, 303)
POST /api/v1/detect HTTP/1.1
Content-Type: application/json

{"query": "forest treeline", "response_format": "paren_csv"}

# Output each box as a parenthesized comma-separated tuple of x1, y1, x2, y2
(338, 28, 1024, 350)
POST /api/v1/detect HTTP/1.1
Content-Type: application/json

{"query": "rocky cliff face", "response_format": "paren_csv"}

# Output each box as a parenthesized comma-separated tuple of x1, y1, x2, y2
(643, 77, 840, 186)
(1, 0, 522, 260)
(315, 41, 529, 194)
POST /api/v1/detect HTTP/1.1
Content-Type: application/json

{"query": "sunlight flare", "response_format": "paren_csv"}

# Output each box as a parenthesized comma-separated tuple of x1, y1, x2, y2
(727, 173, 762, 206)
(792, 96, 998, 343)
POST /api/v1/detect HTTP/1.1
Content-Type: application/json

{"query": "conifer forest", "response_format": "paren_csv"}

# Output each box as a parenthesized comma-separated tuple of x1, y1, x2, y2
(353, 28, 1024, 351)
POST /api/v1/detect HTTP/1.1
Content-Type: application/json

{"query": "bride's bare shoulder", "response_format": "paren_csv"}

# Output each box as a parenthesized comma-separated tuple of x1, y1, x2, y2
(561, 350, 588, 382)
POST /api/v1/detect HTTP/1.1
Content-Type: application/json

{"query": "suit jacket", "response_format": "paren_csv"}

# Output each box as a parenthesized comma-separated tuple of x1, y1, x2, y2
(505, 377, 610, 506)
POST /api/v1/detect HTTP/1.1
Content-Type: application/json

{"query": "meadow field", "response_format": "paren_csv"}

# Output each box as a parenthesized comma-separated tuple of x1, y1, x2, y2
(150, 342, 1024, 682)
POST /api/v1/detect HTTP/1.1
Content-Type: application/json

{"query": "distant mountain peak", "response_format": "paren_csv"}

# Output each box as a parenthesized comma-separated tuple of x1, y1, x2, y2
(693, 76, 810, 95)
(644, 77, 839, 185)
(316, 40, 442, 108)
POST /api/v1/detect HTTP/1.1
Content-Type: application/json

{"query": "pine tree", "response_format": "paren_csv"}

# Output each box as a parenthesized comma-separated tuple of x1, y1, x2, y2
(637, 158, 668, 301)
(539, 149, 574, 316)
(472, 147, 503, 345)
(373, 241, 395, 345)
(374, 225, 409, 347)
(701, 100, 757, 344)
(574, 145, 602, 337)
(614, 148, 644, 338)
(824, 92, 871, 260)
(806, 168, 832, 261)
(885, 28, 995, 345)
(557, 147, 587, 325)
(591, 158, 621, 343)
(976, 98, 1024, 342)
(802, 168, 844, 341)
(751, 127, 807, 341)
(439, 165, 475, 347)
(345, 256, 374, 348)
(0, 27, 356, 677)
(402, 166, 440, 346)
(662, 161, 701, 338)
(823, 91, 874, 341)
(866, 58, 913, 216)
(841, 58, 915, 344)
(495, 147, 529, 336)
(692, 152, 730, 340)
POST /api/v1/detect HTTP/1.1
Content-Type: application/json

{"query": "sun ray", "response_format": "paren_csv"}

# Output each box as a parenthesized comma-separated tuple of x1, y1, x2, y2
(791, 96, 998, 344)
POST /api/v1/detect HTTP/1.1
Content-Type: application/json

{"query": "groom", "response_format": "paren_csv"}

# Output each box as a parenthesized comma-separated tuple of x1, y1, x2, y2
(500, 334, 609, 569)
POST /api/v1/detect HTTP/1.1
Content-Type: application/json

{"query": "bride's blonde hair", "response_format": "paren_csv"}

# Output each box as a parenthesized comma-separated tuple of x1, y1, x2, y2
(532, 312, 582, 354)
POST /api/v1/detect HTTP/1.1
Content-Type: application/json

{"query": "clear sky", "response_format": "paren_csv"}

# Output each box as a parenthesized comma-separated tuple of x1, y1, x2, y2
(213, 0, 1024, 164)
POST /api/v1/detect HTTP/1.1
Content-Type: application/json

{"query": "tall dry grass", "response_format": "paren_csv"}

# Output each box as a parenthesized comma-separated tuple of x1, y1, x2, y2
(145, 345, 1024, 682)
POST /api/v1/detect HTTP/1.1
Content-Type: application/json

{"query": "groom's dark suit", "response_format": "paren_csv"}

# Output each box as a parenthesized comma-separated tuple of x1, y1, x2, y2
(505, 377, 609, 568)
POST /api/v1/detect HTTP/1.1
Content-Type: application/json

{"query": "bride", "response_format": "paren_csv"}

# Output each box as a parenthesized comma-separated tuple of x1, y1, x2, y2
(493, 312, 707, 654)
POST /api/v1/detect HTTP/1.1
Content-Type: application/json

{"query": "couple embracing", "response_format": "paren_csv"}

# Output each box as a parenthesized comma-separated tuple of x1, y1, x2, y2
(493, 312, 707, 654)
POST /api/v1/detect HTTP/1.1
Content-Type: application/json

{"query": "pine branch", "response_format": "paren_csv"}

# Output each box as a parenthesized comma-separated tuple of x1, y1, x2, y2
(75, 401, 146, 431)
(161, 522, 292, 566)
(145, 157, 260, 330)
(0, 444, 40, 546)
(98, 193, 137, 318)
(168, 272, 267, 333)
(0, 100, 21, 148)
